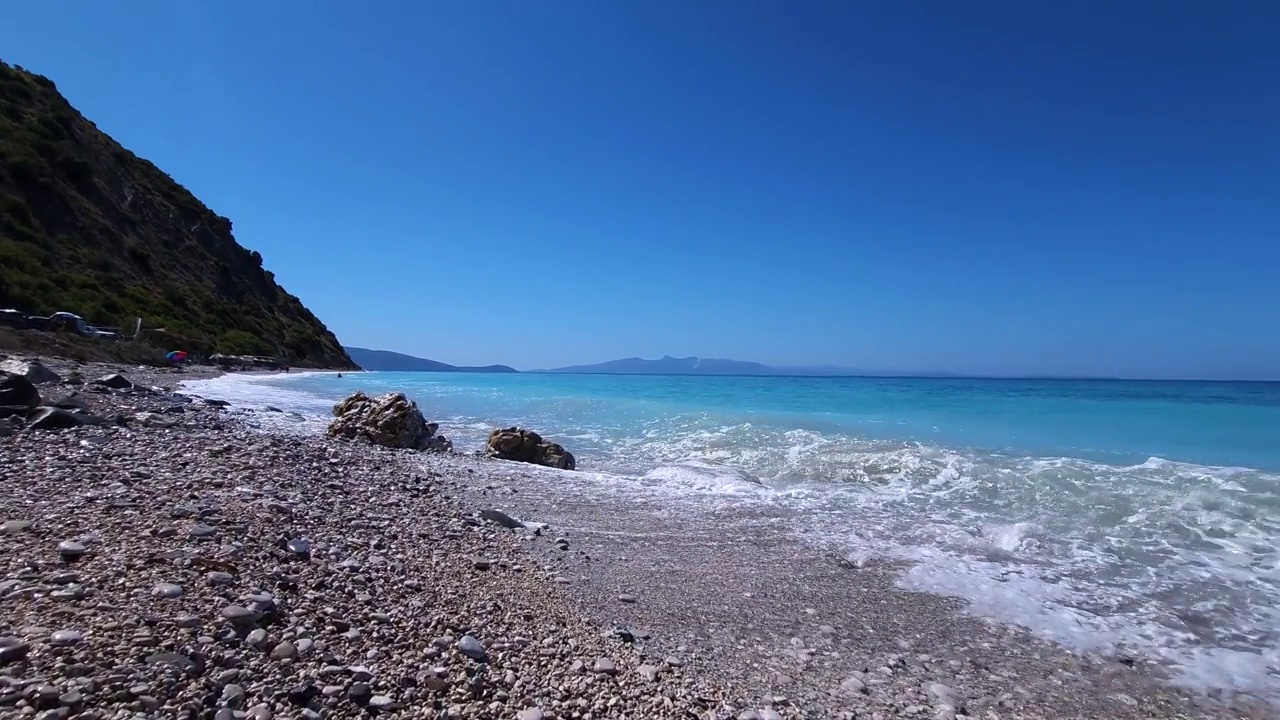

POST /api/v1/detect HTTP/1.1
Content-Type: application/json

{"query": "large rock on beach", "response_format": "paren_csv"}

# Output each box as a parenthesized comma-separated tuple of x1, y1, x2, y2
(91, 373, 133, 390)
(0, 359, 61, 385)
(486, 427, 576, 470)
(327, 391, 452, 451)
(0, 372, 41, 408)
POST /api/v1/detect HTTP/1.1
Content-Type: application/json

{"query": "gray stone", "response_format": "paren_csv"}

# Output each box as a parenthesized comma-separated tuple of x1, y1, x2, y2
(270, 641, 297, 661)
(146, 652, 197, 671)
(517, 710, 545, 720)
(215, 709, 235, 720)
(295, 638, 315, 656)
(472, 557, 491, 571)
(27, 407, 85, 430)
(618, 593, 638, 603)
(152, 583, 184, 599)
(286, 538, 312, 557)
(841, 676, 867, 694)
(1, 520, 33, 534)
(479, 509, 524, 529)
(206, 571, 234, 586)
(592, 658, 617, 675)
(58, 690, 83, 707)
(926, 683, 960, 704)
(738, 712, 761, 720)
(222, 684, 247, 709)
(0, 637, 30, 663)
(247, 705, 273, 720)
(664, 655, 684, 667)
(349, 682, 372, 704)
(246, 629, 268, 647)
(189, 524, 217, 538)
(57, 541, 86, 558)
(92, 373, 133, 390)
(49, 629, 84, 646)
(456, 635, 486, 661)
(175, 614, 201, 629)
(220, 605, 262, 625)
(638, 664, 660, 682)
(761, 711, 784, 720)
(2, 360, 60, 385)
(369, 695, 393, 710)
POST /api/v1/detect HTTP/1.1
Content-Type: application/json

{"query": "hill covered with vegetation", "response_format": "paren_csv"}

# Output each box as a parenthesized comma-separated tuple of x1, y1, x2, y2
(0, 60, 353, 367)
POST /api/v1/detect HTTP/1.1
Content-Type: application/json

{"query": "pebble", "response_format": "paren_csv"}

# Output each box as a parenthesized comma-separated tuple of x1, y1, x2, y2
(220, 605, 262, 625)
(49, 629, 84, 646)
(57, 540, 86, 558)
(221, 684, 246, 709)
(189, 523, 217, 538)
(517, 710, 545, 720)
(618, 593, 638, 603)
(206, 571, 234, 586)
(286, 538, 312, 556)
(369, 695, 394, 710)
(760, 711, 784, 720)
(2, 519, 33, 534)
(269, 641, 297, 660)
(457, 635, 487, 661)
(738, 712, 761, 720)
(638, 664, 660, 682)
(349, 682, 372, 704)
(152, 583, 184, 598)
(0, 638, 31, 663)
(473, 557, 491, 570)
(246, 629, 268, 647)
(593, 658, 617, 675)
(841, 676, 867, 694)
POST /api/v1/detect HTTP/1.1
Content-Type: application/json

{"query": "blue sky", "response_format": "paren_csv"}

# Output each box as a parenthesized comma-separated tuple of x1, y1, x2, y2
(3, 2, 1278, 378)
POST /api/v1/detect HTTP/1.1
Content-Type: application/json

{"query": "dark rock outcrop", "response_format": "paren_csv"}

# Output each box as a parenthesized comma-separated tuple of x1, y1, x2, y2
(0, 360, 60, 385)
(327, 391, 451, 452)
(486, 428, 576, 470)
(0, 372, 40, 408)
(91, 373, 133, 390)
(26, 406, 84, 430)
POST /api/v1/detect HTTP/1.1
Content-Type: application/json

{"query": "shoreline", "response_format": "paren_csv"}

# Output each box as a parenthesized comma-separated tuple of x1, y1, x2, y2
(0, 355, 1272, 718)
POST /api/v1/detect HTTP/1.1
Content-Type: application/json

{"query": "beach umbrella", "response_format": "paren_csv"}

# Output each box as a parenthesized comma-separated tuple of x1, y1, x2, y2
(165, 350, 187, 361)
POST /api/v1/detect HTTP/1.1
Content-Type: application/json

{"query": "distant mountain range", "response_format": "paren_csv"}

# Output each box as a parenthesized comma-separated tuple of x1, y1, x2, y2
(344, 347, 517, 373)
(543, 355, 863, 376)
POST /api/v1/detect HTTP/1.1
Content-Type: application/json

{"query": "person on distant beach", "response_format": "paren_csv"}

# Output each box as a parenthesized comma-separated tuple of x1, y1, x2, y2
(337, 372, 343, 378)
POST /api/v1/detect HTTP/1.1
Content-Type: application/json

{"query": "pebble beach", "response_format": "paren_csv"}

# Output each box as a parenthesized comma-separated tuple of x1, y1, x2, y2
(0, 358, 1272, 719)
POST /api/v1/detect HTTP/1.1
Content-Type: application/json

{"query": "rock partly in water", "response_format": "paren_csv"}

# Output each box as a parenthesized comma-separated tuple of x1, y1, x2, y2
(1, 359, 61, 385)
(327, 391, 452, 452)
(0, 372, 40, 409)
(485, 427, 576, 470)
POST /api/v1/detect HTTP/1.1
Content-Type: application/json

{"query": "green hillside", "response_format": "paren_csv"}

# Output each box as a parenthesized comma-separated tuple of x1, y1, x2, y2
(0, 60, 353, 367)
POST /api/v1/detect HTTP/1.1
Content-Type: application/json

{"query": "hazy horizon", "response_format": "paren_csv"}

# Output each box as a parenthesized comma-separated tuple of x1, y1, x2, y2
(3, 2, 1277, 380)
(348, 345, 1280, 382)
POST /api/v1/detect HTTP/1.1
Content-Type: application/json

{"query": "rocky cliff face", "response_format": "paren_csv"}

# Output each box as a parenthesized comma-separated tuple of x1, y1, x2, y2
(0, 61, 353, 368)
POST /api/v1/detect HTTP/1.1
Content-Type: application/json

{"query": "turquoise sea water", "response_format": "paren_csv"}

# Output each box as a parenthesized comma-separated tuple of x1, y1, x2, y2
(186, 371, 1280, 701)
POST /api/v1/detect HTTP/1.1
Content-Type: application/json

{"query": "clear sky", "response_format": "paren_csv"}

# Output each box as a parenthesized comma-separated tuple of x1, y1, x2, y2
(2, 2, 1278, 379)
